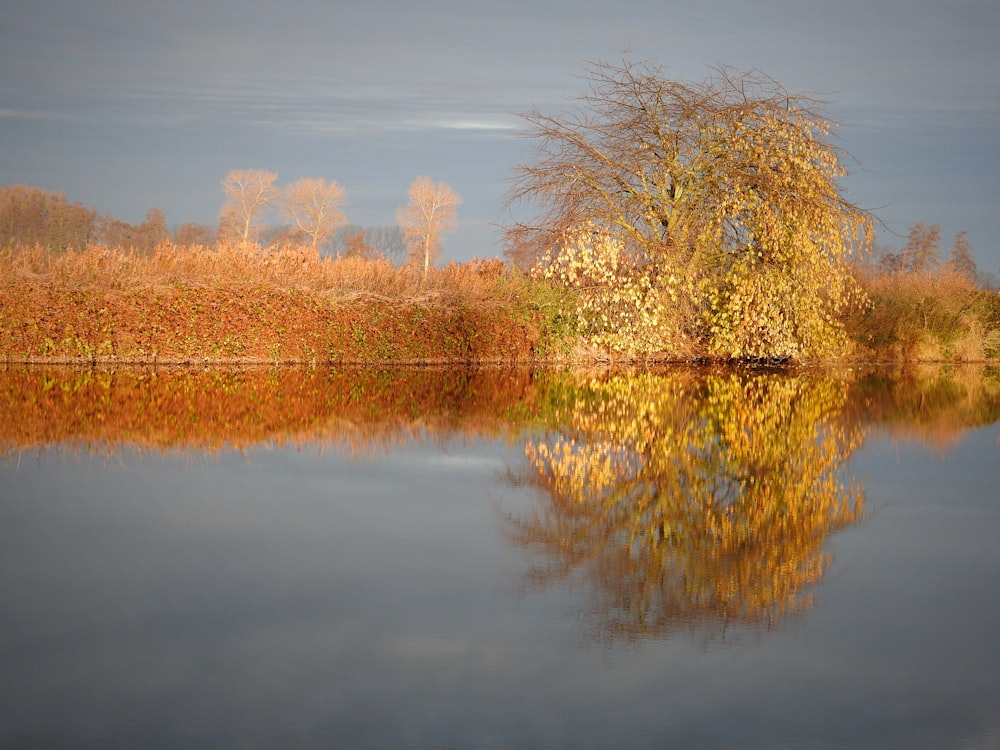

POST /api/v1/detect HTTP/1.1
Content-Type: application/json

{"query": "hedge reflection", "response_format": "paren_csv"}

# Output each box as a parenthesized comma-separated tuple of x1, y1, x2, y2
(508, 370, 867, 642)
(0, 366, 542, 457)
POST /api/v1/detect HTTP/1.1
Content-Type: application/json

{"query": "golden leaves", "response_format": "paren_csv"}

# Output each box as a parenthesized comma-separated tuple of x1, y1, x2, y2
(531, 228, 687, 358)
(510, 60, 875, 361)
(514, 370, 866, 640)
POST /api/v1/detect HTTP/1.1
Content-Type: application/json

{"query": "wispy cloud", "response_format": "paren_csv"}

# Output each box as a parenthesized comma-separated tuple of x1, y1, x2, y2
(0, 107, 74, 121)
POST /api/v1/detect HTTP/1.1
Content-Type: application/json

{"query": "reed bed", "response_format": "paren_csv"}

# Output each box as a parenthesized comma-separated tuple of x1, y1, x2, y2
(850, 265, 1000, 362)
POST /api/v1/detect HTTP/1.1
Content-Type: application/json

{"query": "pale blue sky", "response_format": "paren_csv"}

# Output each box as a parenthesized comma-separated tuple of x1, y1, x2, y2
(2, 0, 998, 273)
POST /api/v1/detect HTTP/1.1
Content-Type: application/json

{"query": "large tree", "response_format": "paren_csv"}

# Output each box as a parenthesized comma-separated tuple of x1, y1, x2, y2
(279, 177, 347, 250)
(397, 176, 461, 279)
(219, 169, 278, 246)
(505, 59, 875, 360)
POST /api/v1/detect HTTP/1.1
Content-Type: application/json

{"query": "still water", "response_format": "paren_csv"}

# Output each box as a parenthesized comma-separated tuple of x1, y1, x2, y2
(1, 365, 999, 749)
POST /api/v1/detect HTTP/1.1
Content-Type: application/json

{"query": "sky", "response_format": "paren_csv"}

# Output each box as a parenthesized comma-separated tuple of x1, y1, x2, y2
(2, 0, 998, 274)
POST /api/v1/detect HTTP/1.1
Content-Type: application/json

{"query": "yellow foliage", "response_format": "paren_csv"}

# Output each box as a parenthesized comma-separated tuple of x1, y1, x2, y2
(532, 228, 694, 359)
(509, 59, 875, 361)
(513, 369, 866, 641)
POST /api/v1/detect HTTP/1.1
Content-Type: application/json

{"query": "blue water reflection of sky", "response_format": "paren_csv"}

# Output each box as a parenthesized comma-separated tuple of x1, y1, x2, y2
(2, 426, 999, 749)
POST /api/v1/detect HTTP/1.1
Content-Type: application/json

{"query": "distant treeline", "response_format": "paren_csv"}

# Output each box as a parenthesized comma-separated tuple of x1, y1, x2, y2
(0, 184, 405, 261)
(868, 222, 993, 290)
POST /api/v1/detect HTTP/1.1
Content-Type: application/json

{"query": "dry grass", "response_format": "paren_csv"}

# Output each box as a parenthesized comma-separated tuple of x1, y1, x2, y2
(5, 243, 535, 303)
(848, 265, 1000, 362)
(6, 242, 419, 295)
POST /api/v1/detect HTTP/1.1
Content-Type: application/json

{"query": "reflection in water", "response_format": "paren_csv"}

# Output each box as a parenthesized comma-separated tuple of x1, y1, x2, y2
(2, 364, 997, 649)
(509, 370, 868, 642)
(4, 364, 995, 458)
(0, 366, 542, 457)
(1, 364, 998, 747)
(848, 364, 1000, 450)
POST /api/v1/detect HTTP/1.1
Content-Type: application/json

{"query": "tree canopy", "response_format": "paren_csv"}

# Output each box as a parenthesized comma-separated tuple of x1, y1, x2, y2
(279, 177, 347, 250)
(0, 184, 98, 251)
(506, 59, 875, 360)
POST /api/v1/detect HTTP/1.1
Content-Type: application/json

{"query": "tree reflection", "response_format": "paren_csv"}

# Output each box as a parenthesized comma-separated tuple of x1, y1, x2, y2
(508, 369, 867, 643)
(846, 364, 1000, 451)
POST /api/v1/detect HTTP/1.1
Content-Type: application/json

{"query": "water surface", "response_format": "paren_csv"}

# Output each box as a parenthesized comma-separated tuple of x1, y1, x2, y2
(2, 365, 998, 749)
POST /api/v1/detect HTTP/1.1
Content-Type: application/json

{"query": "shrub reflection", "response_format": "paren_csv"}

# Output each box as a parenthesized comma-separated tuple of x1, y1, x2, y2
(0, 366, 541, 456)
(508, 370, 867, 642)
(2, 363, 995, 645)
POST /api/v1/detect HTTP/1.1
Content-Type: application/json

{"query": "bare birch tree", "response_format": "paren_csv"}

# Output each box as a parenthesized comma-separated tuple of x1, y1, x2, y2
(397, 177, 461, 278)
(219, 169, 278, 245)
(279, 177, 347, 250)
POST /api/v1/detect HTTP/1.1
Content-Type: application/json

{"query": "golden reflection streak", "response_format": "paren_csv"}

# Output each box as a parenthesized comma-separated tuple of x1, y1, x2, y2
(0, 366, 542, 459)
(509, 369, 868, 643)
(845, 364, 1000, 451)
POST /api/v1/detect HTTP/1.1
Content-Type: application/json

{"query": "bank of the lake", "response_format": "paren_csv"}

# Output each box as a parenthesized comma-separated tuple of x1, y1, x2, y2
(1, 248, 571, 366)
(4, 244, 999, 366)
(1, 281, 547, 366)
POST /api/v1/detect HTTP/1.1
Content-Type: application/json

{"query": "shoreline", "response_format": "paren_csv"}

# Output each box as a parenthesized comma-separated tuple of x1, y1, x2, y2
(4, 354, 998, 368)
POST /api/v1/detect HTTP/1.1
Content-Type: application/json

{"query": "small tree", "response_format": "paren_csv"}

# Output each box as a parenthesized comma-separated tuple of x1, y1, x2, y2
(342, 230, 377, 259)
(279, 177, 347, 250)
(946, 230, 978, 284)
(506, 58, 874, 360)
(331, 226, 407, 262)
(900, 222, 941, 274)
(174, 221, 215, 247)
(397, 176, 461, 279)
(134, 208, 169, 254)
(219, 169, 278, 246)
(97, 215, 136, 250)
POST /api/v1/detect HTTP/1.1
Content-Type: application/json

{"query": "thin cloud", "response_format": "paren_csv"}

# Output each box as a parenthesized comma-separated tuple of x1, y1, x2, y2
(0, 107, 75, 121)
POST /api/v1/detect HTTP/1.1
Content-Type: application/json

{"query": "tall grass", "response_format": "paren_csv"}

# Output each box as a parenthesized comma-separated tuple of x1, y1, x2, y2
(850, 265, 1000, 362)
(6, 242, 419, 295)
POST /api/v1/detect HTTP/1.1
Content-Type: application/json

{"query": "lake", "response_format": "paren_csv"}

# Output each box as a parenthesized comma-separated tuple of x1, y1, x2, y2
(2, 364, 999, 749)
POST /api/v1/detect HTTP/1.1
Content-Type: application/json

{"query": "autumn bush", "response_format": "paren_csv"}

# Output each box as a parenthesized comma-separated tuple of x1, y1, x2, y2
(532, 228, 698, 360)
(849, 265, 1000, 361)
(0, 242, 577, 364)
